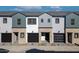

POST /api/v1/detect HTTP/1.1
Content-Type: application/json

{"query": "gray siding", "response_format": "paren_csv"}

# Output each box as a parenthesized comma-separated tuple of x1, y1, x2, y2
(12, 13, 26, 28)
(66, 13, 79, 28)
(38, 13, 52, 27)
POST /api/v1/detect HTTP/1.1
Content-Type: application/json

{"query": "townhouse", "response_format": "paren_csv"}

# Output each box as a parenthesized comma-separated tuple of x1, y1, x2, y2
(48, 11, 68, 43)
(66, 12, 79, 44)
(0, 12, 15, 44)
(12, 13, 26, 44)
(0, 12, 79, 45)
(26, 12, 42, 43)
(38, 13, 53, 43)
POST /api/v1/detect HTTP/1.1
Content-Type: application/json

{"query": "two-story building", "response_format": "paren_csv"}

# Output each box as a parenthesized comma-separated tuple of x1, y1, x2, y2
(12, 13, 26, 44)
(38, 13, 53, 43)
(48, 11, 68, 43)
(66, 12, 79, 44)
(0, 12, 15, 44)
(26, 12, 42, 43)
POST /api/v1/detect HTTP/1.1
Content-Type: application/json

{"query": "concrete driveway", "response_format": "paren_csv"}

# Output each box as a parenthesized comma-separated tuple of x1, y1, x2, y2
(0, 43, 79, 53)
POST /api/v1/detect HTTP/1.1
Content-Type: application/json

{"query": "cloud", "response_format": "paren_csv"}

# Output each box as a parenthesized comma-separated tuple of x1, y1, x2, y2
(9, 8, 23, 11)
(17, 6, 42, 10)
(12, 8, 23, 11)
(8, 6, 42, 12)
(16, 6, 42, 12)
(50, 6, 62, 11)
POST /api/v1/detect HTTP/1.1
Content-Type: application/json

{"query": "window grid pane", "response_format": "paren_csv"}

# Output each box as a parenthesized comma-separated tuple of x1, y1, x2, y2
(48, 18, 50, 23)
(71, 19, 75, 25)
(55, 18, 59, 24)
(3, 18, 7, 23)
(28, 18, 36, 24)
(17, 19, 21, 25)
(41, 19, 43, 23)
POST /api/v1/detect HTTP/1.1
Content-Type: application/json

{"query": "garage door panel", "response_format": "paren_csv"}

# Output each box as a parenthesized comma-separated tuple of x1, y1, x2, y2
(1, 33, 12, 42)
(54, 33, 65, 42)
(28, 33, 39, 42)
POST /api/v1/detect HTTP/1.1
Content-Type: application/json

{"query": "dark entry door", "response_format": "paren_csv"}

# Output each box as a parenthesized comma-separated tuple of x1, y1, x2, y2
(54, 33, 65, 42)
(14, 32, 18, 43)
(68, 33, 72, 43)
(28, 33, 39, 42)
(1, 33, 12, 42)
(41, 32, 50, 42)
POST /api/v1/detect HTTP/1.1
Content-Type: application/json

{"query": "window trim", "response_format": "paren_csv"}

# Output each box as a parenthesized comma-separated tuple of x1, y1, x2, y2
(71, 19, 75, 25)
(27, 18, 36, 25)
(55, 18, 60, 24)
(48, 18, 50, 23)
(41, 18, 43, 23)
(20, 32, 25, 38)
(3, 18, 7, 24)
(17, 18, 21, 25)
(74, 33, 79, 38)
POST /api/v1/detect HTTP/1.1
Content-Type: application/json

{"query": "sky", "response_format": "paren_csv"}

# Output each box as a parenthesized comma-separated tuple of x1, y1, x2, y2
(0, 6, 79, 12)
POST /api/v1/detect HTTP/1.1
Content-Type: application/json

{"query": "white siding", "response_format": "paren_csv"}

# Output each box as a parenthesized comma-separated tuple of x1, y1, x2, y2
(52, 17, 64, 33)
(26, 17, 38, 43)
(0, 17, 12, 43)
(0, 17, 12, 33)
(26, 17, 38, 33)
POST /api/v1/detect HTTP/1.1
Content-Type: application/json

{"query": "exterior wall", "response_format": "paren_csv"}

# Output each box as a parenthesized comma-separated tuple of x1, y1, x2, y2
(52, 17, 65, 33)
(26, 17, 38, 43)
(0, 17, 12, 33)
(39, 28, 53, 43)
(66, 28, 79, 44)
(38, 13, 52, 27)
(0, 17, 12, 43)
(26, 17, 38, 33)
(12, 28, 26, 44)
(66, 13, 79, 28)
(12, 13, 26, 28)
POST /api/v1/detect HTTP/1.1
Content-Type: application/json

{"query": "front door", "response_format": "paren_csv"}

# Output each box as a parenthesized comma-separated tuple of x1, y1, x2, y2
(14, 32, 19, 43)
(41, 32, 50, 42)
(68, 33, 72, 43)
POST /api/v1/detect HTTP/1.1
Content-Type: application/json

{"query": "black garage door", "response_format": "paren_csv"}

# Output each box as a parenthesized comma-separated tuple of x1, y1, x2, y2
(1, 33, 12, 42)
(54, 33, 65, 42)
(28, 33, 39, 42)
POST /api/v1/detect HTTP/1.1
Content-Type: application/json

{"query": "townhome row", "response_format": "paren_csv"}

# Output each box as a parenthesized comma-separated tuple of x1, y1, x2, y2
(0, 12, 79, 45)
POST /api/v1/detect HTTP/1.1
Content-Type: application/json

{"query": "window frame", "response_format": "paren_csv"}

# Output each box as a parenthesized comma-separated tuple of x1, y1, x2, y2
(71, 19, 75, 25)
(55, 18, 60, 24)
(41, 18, 43, 23)
(48, 18, 50, 23)
(74, 33, 79, 38)
(3, 18, 7, 24)
(17, 18, 21, 25)
(20, 32, 25, 38)
(28, 18, 36, 25)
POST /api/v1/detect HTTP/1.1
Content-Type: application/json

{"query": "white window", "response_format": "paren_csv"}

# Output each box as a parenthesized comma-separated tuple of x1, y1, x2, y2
(55, 18, 59, 24)
(3, 18, 7, 23)
(28, 18, 36, 24)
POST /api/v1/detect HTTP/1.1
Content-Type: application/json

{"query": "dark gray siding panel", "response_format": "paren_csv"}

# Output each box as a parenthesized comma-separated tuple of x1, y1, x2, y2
(12, 13, 26, 28)
(38, 13, 52, 27)
(66, 13, 79, 28)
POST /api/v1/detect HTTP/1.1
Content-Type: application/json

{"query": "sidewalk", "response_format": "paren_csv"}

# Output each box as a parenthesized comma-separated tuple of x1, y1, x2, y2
(0, 43, 79, 53)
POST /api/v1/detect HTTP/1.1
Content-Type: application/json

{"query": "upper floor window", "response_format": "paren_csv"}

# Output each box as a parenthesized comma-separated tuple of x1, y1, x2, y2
(3, 18, 7, 24)
(17, 19, 21, 25)
(41, 18, 43, 23)
(48, 18, 50, 23)
(71, 19, 75, 25)
(55, 18, 59, 24)
(28, 18, 36, 25)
